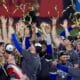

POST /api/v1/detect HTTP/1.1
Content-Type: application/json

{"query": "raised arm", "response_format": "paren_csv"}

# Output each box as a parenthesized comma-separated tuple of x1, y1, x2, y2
(1, 16, 8, 43)
(40, 22, 48, 37)
(60, 19, 70, 38)
(51, 18, 61, 47)
(11, 33, 23, 54)
(8, 17, 15, 43)
(40, 22, 53, 54)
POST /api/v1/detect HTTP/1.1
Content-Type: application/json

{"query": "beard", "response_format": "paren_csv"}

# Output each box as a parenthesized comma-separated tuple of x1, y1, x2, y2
(39, 51, 46, 57)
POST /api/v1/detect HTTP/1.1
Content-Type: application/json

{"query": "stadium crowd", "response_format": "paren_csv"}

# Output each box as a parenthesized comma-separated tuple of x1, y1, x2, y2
(0, 15, 80, 80)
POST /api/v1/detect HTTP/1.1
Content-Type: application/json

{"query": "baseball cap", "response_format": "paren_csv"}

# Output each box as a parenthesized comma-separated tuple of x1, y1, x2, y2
(35, 42, 42, 53)
(35, 42, 42, 47)
(58, 50, 67, 58)
(5, 44, 14, 53)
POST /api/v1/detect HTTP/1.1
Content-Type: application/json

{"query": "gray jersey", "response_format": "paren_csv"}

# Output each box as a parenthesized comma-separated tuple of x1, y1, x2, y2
(21, 49, 41, 80)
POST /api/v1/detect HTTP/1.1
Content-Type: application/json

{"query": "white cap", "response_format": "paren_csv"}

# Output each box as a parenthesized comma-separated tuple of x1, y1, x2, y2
(5, 44, 14, 52)
(35, 43, 42, 47)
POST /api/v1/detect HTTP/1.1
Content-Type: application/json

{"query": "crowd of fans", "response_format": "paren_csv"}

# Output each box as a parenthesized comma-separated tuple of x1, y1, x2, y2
(0, 15, 80, 80)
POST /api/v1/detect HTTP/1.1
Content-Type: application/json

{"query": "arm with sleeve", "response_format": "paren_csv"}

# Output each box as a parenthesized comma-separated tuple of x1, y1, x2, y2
(25, 37, 31, 49)
(60, 26, 73, 37)
(45, 34, 53, 55)
(11, 34, 23, 54)
(12, 33, 31, 59)
(57, 64, 80, 77)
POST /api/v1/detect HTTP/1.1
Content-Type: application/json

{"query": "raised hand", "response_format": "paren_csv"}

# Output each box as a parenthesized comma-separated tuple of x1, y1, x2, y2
(8, 17, 14, 26)
(45, 24, 51, 34)
(40, 22, 51, 35)
(16, 21, 25, 38)
(1, 16, 7, 43)
(52, 17, 57, 26)
(8, 17, 15, 43)
(60, 19, 68, 29)
(0, 16, 7, 25)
